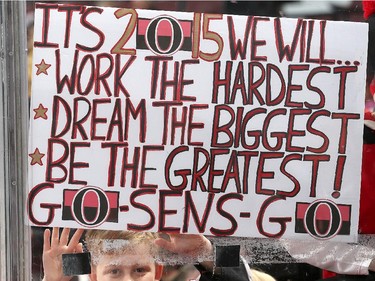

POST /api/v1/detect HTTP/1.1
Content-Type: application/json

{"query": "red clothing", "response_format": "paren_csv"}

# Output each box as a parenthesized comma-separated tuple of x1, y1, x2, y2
(322, 271, 338, 278)
(359, 142, 375, 233)
(361, 0, 375, 233)
(363, 0, 375, 19)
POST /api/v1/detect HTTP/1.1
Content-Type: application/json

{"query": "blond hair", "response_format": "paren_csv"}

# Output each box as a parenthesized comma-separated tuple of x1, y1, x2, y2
(85, 230, 159, 265)
(86, 229, 158, 242)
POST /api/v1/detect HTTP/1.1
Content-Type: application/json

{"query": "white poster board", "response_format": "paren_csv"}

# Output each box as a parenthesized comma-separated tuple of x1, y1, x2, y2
(28, 3, 368, 241)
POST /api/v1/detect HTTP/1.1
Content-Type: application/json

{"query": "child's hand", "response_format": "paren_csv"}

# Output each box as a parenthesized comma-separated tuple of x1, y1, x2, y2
(154, 233, 213, 258)
(42, 227, 84, 281)
(155, 234, 217, 274)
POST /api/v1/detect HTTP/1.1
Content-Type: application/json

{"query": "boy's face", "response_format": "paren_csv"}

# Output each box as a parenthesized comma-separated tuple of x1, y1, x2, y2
(90, 244, 163, 281)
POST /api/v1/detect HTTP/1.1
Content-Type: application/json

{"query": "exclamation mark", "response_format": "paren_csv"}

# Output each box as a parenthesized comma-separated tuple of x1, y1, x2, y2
(332, 155, 346, 199)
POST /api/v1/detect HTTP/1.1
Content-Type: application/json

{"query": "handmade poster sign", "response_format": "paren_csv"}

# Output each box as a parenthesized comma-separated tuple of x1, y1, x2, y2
(28, 3, 368, 242)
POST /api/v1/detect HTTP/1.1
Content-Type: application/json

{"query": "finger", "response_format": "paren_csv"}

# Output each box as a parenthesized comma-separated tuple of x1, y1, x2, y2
(164, 233, 184, 243)
(75, 242, 83, 253)
(60, 228, 71, 246)
(67, 228, 84, 250)
(158, 232, 171, 241)
(166, 233, 189, 240)
(154, 237, 175, 252)
(51, 227, 59, 248)
(43, 228, 51, 252)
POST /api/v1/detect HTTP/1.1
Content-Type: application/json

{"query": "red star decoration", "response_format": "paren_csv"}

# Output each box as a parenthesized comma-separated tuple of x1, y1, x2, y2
(33, 103, 48, 119)
(35, 59, 51, 75)
(29, 148, 45, 166)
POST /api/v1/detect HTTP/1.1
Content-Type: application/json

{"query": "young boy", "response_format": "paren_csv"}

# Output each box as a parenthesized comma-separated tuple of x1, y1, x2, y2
(42, 227, 274, 281)
(42, 228, 171, 281)
(85, 230, 164, 281)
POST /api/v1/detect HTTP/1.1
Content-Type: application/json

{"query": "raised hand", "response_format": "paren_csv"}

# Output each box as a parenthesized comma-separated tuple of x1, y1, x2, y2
(154, 233, 213, 258)
(42, 227, 84, 281)
(154, 233, 217, 274)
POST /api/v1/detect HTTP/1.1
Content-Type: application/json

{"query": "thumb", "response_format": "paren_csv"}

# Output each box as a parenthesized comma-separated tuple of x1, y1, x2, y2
(154, 238, 175, 252)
